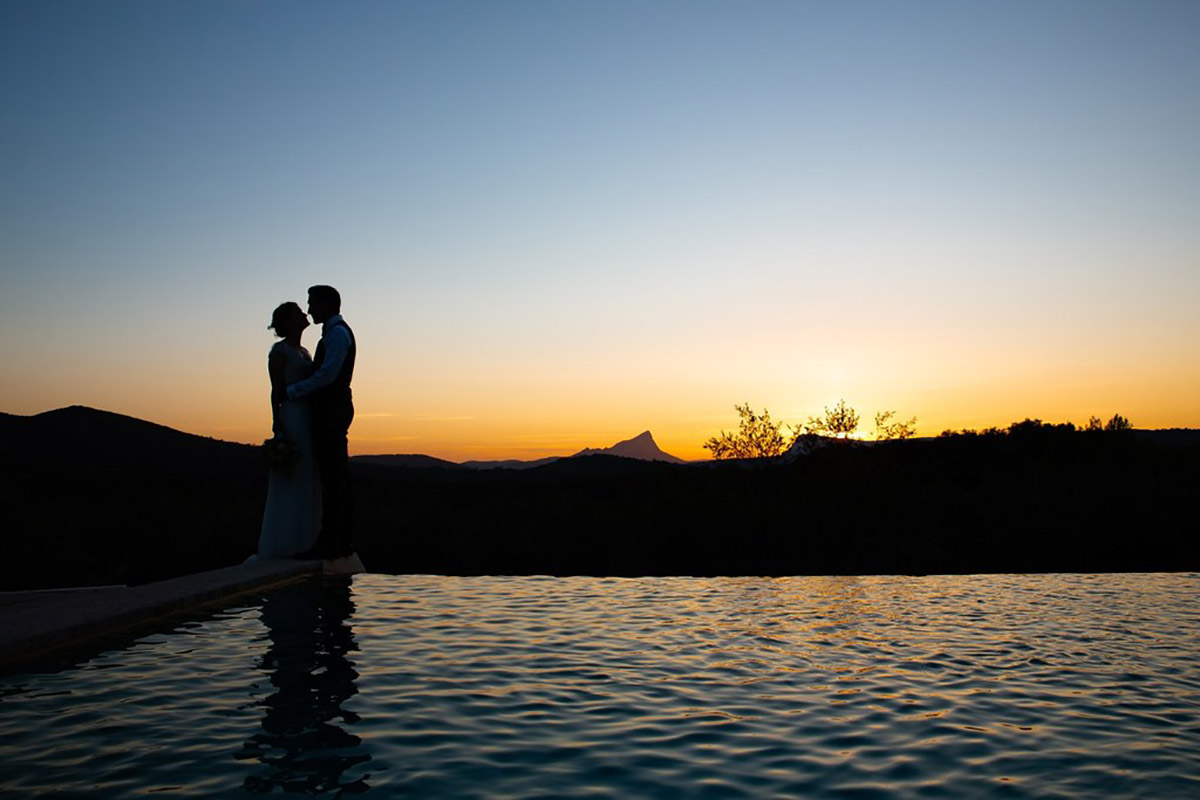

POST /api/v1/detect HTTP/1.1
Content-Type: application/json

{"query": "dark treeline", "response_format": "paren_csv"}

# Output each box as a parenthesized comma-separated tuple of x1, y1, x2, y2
(359, 425, 1197, 577)
(2, 407, 1197, 590)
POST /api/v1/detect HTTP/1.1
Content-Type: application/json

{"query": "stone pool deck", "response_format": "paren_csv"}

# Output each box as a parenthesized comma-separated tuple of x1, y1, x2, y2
(0, 559, 326, 669)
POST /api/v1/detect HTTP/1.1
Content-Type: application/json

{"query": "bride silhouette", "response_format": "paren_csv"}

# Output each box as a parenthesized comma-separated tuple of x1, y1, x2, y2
(254, 301, 321, 559)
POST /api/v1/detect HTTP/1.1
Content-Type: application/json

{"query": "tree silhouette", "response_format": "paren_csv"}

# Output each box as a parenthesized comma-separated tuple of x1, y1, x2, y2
(703, 403, 788, 459)
(1086, 413, 1132, 432)
(874, 411, 918, 440)
(803, 399, 860, 439)
(1105, 413, 1132, 431)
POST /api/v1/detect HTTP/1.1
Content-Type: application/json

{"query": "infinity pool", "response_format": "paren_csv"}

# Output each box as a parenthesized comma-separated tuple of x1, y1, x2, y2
(2, 573, 1198, 797)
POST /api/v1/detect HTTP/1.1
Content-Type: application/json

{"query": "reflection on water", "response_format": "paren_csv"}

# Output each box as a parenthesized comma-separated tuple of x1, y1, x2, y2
(0, 573, 1198, 798)
(235, 577, 374, 794)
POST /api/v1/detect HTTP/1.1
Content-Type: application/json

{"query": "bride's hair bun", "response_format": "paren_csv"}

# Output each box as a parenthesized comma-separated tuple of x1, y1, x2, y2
(268, 301, 303, 336)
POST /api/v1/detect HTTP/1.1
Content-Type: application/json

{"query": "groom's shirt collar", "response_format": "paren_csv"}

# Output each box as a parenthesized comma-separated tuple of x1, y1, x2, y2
(323, 313, 345, 332)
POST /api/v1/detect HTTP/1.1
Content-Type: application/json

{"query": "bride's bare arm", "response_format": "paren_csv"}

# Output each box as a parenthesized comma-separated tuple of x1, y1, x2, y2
(268, 348, 287, 435)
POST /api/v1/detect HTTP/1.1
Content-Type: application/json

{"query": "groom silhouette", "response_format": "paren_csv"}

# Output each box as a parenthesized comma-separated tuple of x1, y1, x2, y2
(288, 285, 356, 560)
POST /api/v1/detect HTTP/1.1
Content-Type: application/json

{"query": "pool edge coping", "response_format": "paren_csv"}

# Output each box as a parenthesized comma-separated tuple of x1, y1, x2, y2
(0, 560, 323, 670)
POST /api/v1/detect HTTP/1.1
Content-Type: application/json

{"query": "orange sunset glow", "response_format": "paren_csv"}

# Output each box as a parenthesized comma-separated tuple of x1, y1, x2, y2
(2, 3, 1197, 462)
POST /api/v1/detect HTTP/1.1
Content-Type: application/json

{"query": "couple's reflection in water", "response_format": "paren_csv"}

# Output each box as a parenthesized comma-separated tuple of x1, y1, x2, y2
(236, 575, 376, 794)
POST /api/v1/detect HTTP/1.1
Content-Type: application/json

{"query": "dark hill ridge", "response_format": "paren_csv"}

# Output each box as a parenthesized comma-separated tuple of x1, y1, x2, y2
(2, 405, 1198, 590)
(352, 454, 462, 470)
(1, 407, 264, 590)
(0, 407, 681, 472)
(459, 456, 560, 470)
(0, 405, 256, 473)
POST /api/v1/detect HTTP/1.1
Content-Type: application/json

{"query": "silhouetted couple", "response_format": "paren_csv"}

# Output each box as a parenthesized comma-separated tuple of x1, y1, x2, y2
(255, 285, 357, 563)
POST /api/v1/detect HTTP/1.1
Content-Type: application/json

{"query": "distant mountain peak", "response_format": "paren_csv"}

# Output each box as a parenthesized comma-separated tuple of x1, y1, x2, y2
(572, 431, 685, 464)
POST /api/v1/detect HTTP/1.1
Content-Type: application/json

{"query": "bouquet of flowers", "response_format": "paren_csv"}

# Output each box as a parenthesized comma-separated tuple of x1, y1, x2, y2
(262, 436, 300, 477)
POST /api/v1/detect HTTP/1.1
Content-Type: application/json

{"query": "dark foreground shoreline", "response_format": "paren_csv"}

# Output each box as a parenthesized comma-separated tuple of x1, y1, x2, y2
(3, 408, 1197, 590)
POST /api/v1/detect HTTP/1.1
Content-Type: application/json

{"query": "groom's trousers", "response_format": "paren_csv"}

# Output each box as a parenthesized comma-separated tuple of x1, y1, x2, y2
(313, 404, 354, 557)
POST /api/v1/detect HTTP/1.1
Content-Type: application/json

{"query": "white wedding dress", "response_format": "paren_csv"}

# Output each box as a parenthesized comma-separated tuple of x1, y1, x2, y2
(255, 342, 322, 559)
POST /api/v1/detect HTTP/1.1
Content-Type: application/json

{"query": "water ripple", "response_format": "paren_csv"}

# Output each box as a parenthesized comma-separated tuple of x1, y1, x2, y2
(0, 573, 1198, 797)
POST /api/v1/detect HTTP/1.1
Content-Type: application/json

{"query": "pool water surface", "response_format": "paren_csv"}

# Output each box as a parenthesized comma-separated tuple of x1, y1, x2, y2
(1, 573, 1198, 798)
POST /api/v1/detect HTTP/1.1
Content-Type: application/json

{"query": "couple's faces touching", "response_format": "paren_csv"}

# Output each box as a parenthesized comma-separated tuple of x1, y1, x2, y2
(274, 292, 336, 339)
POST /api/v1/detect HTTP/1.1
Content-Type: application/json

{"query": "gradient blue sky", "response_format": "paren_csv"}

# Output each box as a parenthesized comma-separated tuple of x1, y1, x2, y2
(3, 1, 1198, 459)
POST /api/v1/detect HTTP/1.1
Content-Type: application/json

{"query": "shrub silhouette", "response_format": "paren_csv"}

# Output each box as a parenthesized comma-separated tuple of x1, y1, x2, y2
(875, 411, 918, 440)
(803, 398, 860, 439)
(1106, 413, 1132, 431)
(703, 403, 787, 459)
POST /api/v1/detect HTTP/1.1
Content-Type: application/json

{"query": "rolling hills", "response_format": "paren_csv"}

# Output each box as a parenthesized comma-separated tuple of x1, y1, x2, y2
(2, 406, 1198, 590)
